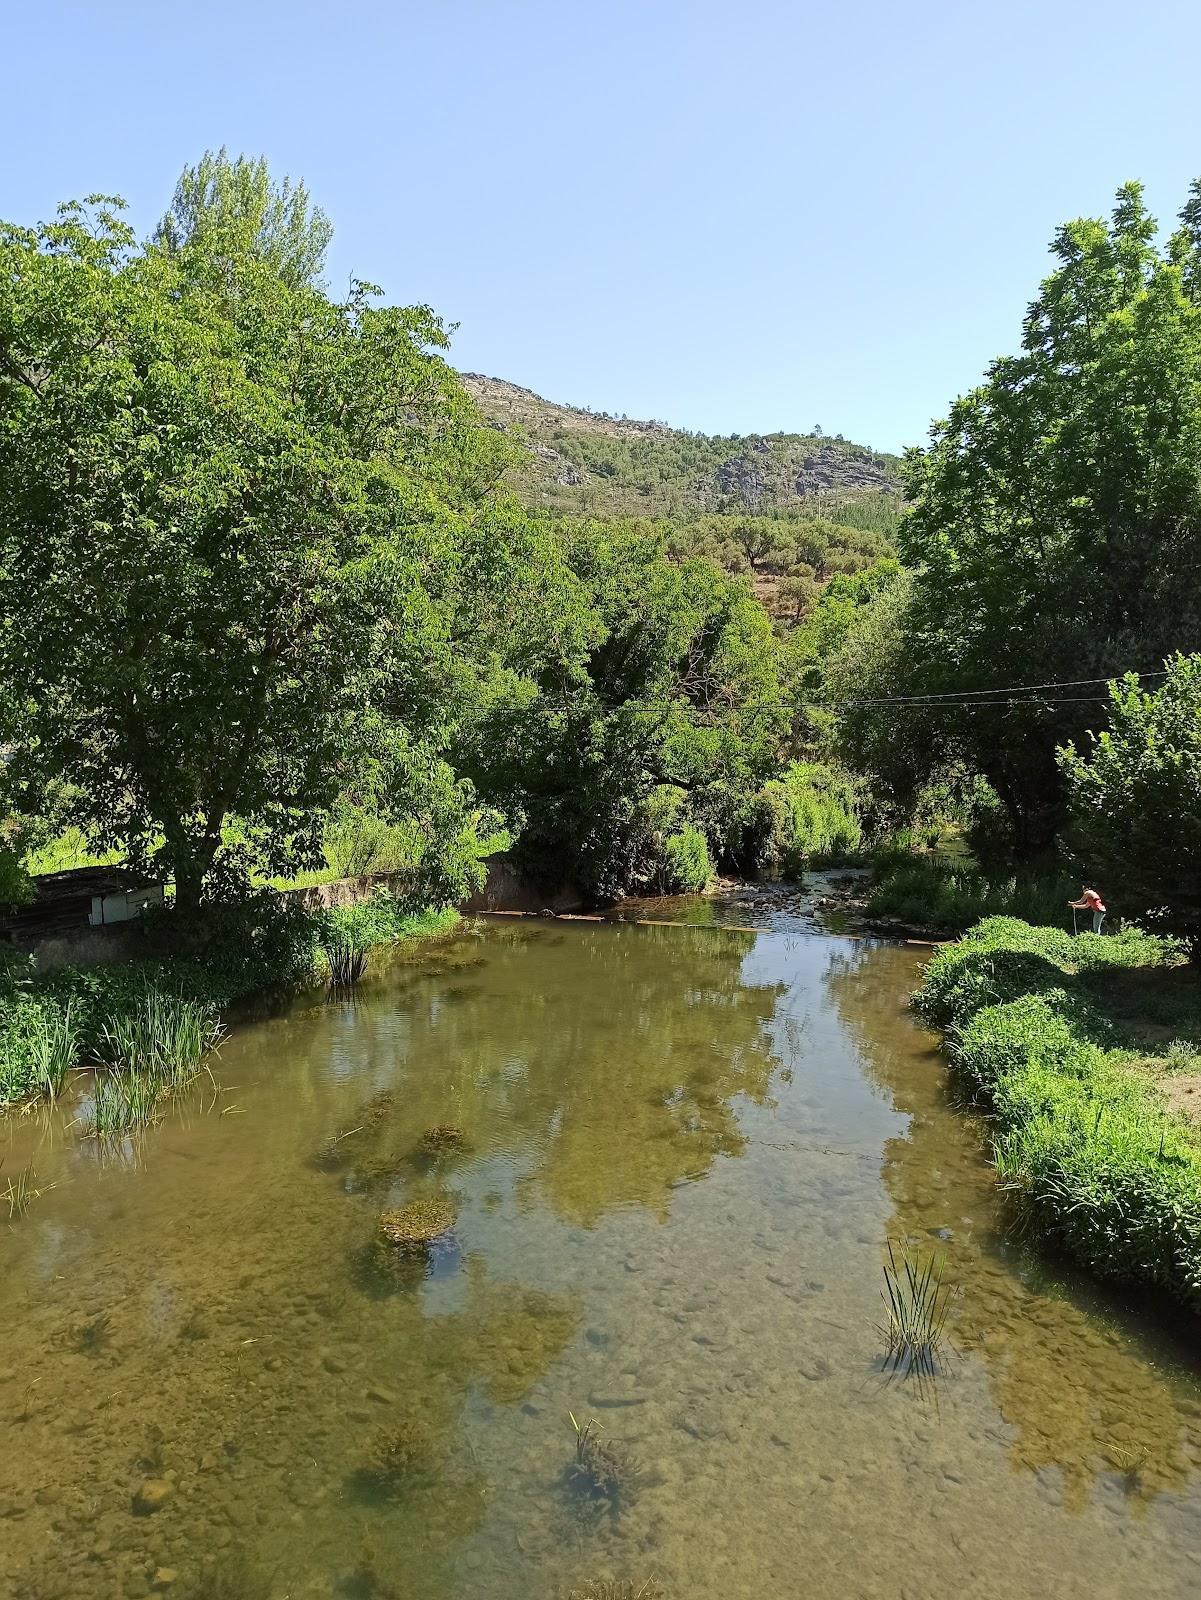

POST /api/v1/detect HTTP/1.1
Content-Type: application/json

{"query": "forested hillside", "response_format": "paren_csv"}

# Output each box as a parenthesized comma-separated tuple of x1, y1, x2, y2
(461, 372, 902, 519)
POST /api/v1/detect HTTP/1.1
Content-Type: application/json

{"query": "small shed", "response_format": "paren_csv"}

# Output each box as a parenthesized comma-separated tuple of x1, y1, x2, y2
(0, 866, 165, 942)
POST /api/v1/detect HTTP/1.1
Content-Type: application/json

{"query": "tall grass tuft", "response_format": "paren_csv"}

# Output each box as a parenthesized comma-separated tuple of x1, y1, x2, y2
(88, 1071, 161, 1136)
(323, 936, 368, 990)
(27, 999, 77, 1098)
(2, 1162, 57, 1218)
(98, 990, 223, 1087)
(879, 1241, 954, 1380)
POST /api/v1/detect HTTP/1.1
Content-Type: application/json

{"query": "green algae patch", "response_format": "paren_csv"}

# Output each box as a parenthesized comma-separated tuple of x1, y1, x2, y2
(418, 1123, 470, 1156)
(378, 1197, 457, 1254)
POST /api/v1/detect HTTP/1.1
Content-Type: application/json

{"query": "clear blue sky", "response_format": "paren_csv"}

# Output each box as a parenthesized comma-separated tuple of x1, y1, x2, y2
(5, 0, 1201, 453)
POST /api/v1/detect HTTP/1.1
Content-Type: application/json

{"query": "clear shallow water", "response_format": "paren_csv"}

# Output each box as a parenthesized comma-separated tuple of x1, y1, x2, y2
(2, 914, 1201, 1600)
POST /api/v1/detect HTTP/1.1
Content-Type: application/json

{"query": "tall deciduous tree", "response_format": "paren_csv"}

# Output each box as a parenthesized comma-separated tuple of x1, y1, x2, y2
(892, 180, 1201, 849)
(155, 148, 333, 286)
(0, 190, 517, 909)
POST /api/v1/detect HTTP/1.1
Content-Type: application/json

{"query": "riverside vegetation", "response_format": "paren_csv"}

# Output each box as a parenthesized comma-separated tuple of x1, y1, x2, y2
(4, 148, 1201, 1331)
(915, 918, 1201, 1311)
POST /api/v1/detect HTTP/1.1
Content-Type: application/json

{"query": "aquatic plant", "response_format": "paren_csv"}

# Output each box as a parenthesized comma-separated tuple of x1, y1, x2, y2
(565, 1583, 665, 1600)
(27, 998, 77, 1098)
(97, 989, 223, 1086)
(313, 1090, 397, 1167)
(378, 1197, 457, 1254)
(88, 1070, 161, 1135)
(324, 935, 369, 989)
(879, 1241, 954, 1380)
(1, 1162, 56, 1219)
(73, 1309, 112, 1354)
(1106, 1441, 1150, 1494)
(177, 1550, 274, 1600)
(566, 1413, 643, 1507)
(361, 1419, 436, 1493)
(418, 1123, 469, 1156)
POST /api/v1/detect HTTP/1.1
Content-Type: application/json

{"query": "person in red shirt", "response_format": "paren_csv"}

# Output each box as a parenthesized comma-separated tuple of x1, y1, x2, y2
(1069, 885, 1106, 934)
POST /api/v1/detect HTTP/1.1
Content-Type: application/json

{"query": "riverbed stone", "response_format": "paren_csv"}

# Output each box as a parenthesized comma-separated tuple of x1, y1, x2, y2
(132, 1480, 173, 1516)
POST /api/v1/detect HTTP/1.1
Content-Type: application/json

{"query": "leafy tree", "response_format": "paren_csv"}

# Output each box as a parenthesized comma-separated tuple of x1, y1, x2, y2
(896, 180, 1201, 849)
(0, 190, 516, 910)
(462, 523, 787, 899)
(1059, 655, 1201, 943)
(155, 148, 333, 286)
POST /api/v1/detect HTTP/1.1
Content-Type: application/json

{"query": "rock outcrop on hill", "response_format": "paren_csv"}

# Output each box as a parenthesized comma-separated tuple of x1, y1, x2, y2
(460, 373, 902, 519)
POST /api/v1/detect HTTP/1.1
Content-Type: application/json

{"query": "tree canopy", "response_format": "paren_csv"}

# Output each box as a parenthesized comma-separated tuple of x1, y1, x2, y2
(828, 180, 1201, 850)
(1059, 655, 1201, 943)
(155, 148, 333, 286)
(0, 191, 530, 907)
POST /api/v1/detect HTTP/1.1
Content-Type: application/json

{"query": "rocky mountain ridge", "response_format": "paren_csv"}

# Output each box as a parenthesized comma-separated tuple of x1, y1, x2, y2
(460, 373, 903, 519)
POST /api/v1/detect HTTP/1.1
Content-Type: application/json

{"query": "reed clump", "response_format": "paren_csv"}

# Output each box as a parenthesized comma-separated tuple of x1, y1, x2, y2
(2, 1162, 57, 1219)
(566, 1414, 643, 1508)
(324, 936, 369, 990)
(878, 1241, 954, 1380)
(378, 1197, 457, 1255)
(88, 1070, 161, 1135)
(98, 990, 223, 1087)
(28, 999, 77, 1098)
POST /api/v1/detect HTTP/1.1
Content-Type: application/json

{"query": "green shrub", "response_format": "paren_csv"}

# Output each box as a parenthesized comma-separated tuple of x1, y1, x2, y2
(650, 827, 713, 894)
(915, 917, 1201, 1310)
(737, 762, 862, 879)
(869, 857, 1074, 932)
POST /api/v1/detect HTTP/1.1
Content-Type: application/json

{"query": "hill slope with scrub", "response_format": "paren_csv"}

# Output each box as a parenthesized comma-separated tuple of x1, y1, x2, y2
(461, 372, 903, 520)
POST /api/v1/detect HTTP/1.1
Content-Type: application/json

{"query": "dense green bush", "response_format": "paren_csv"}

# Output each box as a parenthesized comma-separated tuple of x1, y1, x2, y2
(915, 918, 1201, 1310)
(1060, 655, 1201, 947)
(729, 762, 861, 879)
(868, 858, 1074, 933)
(650, 826, 713, 894)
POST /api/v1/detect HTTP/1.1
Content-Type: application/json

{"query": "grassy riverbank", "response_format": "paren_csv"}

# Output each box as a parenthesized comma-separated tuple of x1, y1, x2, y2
(915, 918, 1201, 1312)
(0, 894, 456, 1107)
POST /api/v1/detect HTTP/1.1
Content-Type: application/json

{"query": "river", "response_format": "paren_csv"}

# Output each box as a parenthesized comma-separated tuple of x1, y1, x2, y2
(2, 906, 1200, 1598)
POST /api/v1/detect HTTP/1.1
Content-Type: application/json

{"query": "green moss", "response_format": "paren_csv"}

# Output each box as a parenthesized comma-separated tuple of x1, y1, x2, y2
(378, 1197, 457, 1253)
(362, 1419, 436, 1491)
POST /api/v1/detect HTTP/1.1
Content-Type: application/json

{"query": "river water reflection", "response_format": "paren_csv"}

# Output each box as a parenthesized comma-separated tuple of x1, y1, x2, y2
(2, 913, 1200, 1599)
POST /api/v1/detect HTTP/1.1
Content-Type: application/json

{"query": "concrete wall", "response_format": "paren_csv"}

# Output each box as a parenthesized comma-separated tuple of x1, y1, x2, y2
(462, 854, 583, 915)
(15, 856, 580, 973)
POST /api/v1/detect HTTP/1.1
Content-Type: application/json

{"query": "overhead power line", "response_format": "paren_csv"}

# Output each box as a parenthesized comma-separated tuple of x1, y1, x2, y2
(567, 666, 1169, 717)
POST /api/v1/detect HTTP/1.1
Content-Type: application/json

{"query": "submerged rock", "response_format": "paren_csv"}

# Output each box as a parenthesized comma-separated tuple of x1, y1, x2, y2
(378, 1198, 457, 1255)
(132, 1479, 173, 1516)
(417, 1124, 470, 1157)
